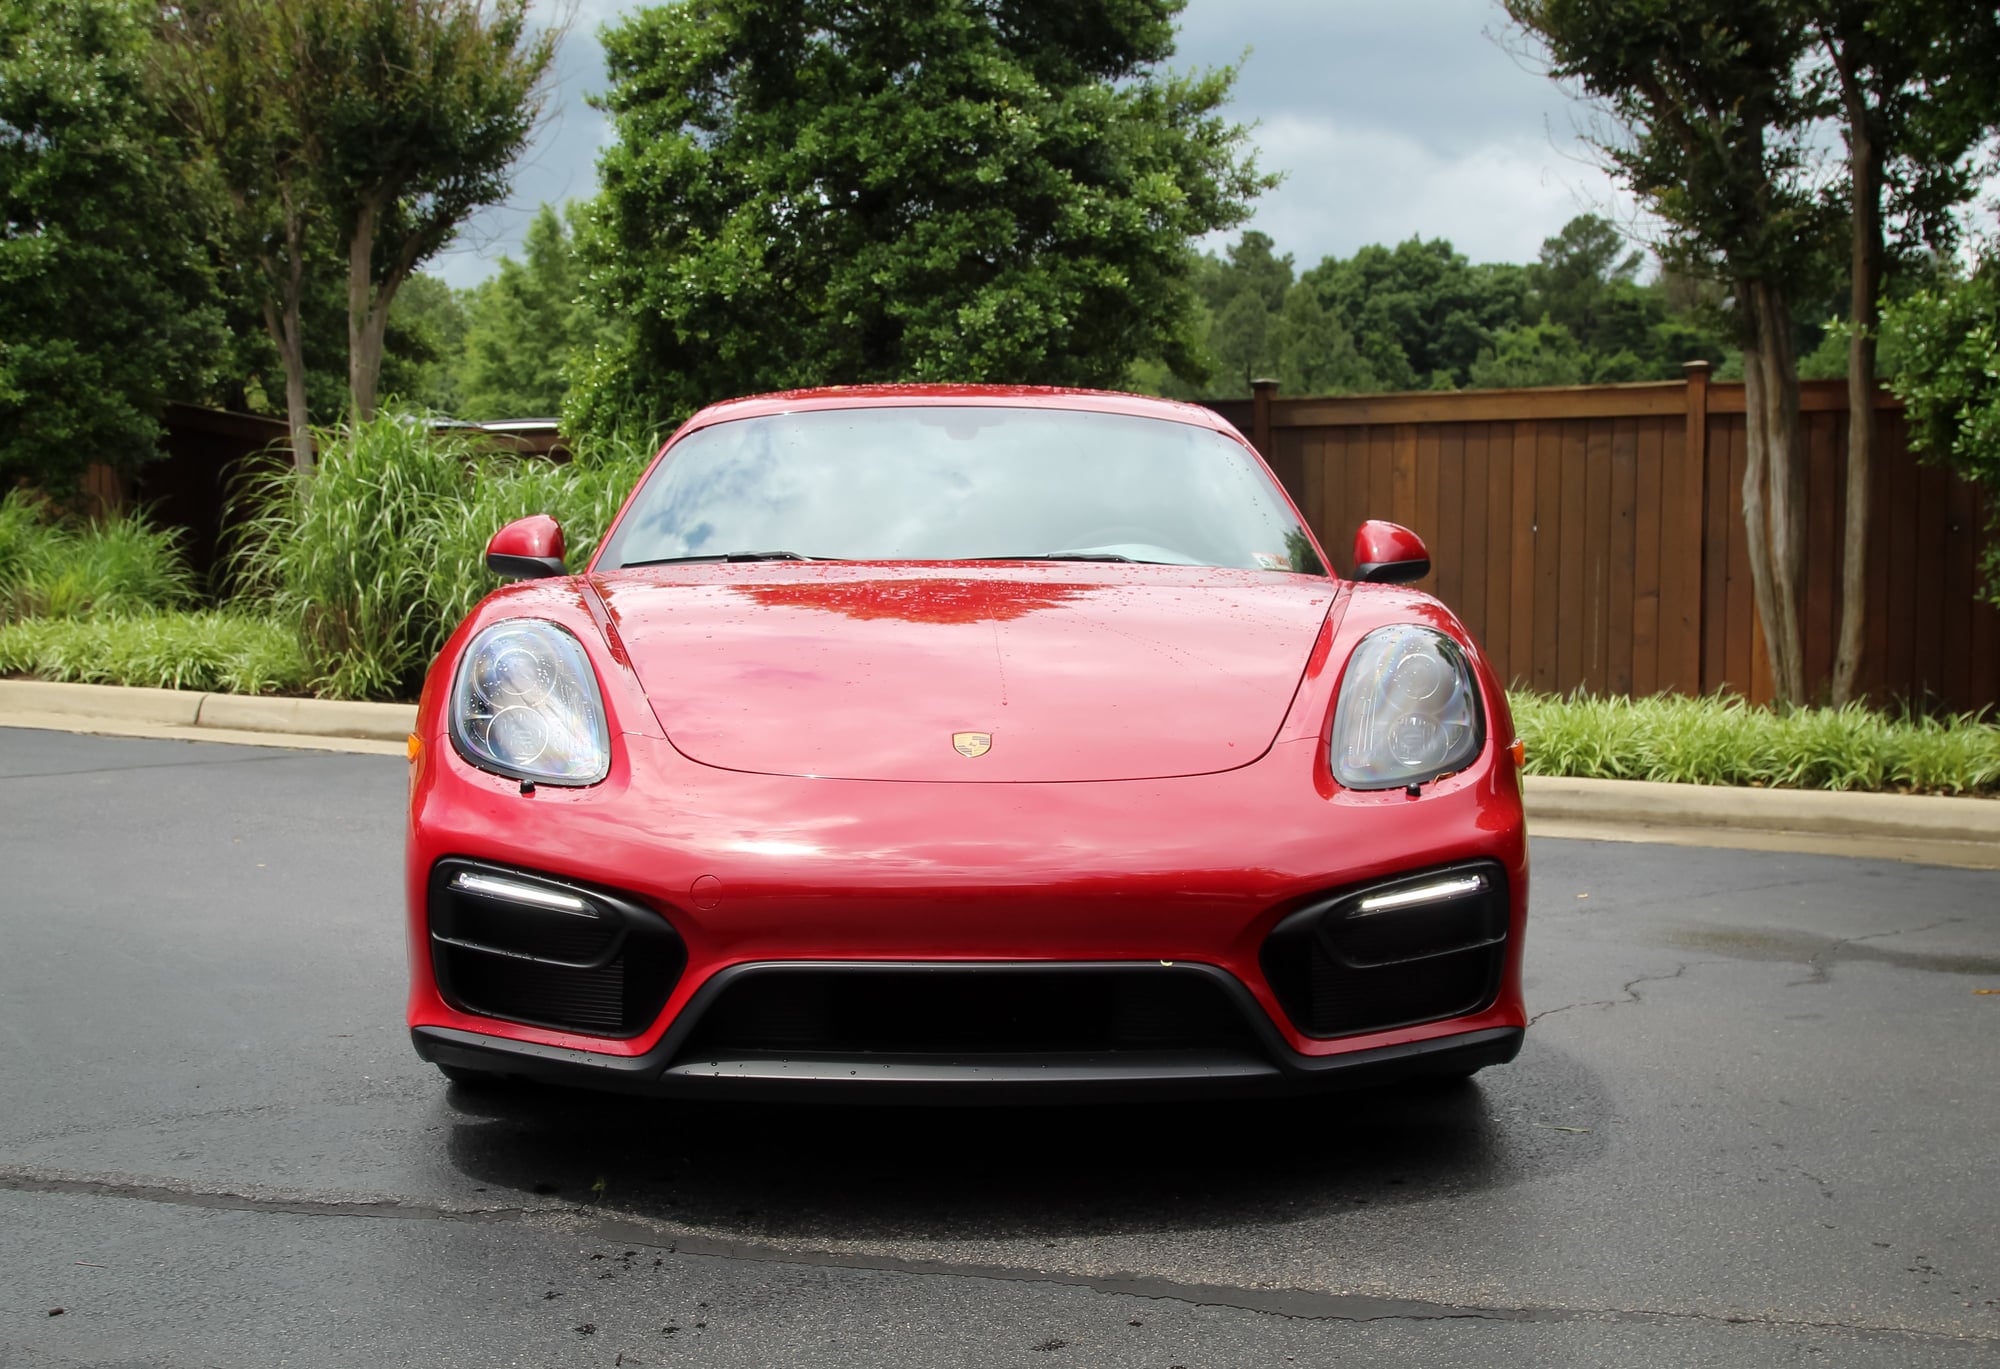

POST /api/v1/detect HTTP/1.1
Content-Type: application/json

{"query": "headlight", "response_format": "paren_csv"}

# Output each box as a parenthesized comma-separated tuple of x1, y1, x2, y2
(449, 619, 610, 785)
(1330, 624, 1483, 790)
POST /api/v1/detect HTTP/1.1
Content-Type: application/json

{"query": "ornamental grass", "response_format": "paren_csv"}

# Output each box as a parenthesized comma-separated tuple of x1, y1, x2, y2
(1509, 690, 2000, 796)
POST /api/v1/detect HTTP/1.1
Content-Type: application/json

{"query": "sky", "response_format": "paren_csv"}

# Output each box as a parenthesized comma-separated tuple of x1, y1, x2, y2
(427, 0, 1636, 289)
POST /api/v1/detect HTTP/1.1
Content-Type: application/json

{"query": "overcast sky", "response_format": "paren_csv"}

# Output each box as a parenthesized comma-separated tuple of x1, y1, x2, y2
(427, 0, 1636, 288)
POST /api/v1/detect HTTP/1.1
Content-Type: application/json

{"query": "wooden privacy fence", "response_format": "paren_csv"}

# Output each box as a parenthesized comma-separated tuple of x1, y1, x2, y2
(1211, 364, 2000, 711)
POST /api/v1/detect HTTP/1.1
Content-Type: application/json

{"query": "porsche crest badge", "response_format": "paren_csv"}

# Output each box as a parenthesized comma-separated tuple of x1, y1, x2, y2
(952, 731, 993, 758)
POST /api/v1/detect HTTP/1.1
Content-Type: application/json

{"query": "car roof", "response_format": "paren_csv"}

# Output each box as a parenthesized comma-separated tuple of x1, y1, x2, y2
(674, 384, 1241, 439)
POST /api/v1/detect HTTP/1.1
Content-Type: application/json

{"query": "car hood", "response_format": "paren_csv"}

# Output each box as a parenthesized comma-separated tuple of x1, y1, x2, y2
(592, 564, 1338, 783)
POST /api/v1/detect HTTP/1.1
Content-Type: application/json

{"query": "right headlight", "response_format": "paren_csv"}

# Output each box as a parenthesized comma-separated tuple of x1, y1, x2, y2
(448, 619, 611, 786)
(1329, 624, 1484, 790)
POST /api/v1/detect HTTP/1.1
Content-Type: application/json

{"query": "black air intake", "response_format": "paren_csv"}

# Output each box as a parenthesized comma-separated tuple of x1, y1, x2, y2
(428, 859, 684, 1038)
(1259, 861, 1508, 1038)
(678, 964, 1262, 1060)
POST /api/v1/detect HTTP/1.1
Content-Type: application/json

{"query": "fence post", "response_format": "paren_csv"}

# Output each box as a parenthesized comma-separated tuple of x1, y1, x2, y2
(1250, 377, 1304, 506)
(1250, 377, 1277, 457)
(1681, 360, 1712, 693)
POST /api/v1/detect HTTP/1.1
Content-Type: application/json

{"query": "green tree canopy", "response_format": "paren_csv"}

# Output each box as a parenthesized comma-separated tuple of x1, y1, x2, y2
(0, 0, 222, 492)
(456, 203, 600, 419)
(569, 0, 1270, 438)
(1887, 263, 2000, 604)
(1300, 238, 1527, 391)
(157, 0, 554, 468)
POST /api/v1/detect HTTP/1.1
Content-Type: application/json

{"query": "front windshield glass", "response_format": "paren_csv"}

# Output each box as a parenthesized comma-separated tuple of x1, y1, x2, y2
(598, 406, 1326, 574)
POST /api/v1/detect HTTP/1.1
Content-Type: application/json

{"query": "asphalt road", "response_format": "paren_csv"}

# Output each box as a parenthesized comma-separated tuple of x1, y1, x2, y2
(1, 726, 1996, 1369)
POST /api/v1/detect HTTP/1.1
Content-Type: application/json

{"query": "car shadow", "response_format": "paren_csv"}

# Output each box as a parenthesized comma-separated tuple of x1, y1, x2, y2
(438, 1038, 1608, 1243)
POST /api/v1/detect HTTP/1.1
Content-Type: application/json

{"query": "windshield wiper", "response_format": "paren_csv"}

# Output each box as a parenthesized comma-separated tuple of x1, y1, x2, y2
(968, 551, 1141, 563)
(622, 550, 821, 567)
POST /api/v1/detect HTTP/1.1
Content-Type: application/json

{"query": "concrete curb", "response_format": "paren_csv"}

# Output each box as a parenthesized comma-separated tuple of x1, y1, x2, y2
(0, 679, 416, 744)
(1522, 775, 2000, 847)
(3, 680, 1997, 863)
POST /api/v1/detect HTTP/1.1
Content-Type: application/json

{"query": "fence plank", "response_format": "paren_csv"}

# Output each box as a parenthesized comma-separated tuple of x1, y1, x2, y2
(1416, 424, 1443, 596)
(1461, 423, 1490, 642)
(1632, 419, 1664, 696)
(1609, 418, 1639, 696)
(1485, 423, 1515, 680)
(1435, 425, 1465, 613)
(1533, 422, 1563, 692)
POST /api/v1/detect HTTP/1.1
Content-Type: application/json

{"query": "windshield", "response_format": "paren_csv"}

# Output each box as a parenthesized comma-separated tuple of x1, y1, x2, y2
(598, 406, 1326, 574)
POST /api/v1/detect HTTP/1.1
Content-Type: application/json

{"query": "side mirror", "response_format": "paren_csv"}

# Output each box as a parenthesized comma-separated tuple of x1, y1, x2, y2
(486, 515, 567, 580)
(1352, 520, 1430, 585)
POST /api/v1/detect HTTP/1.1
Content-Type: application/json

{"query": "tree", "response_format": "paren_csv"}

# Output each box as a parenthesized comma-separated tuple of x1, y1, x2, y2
(1887, 263, 2000, 605)
(1806, 0, 2000, 702)
(156, 0, 322, 469)
(313, 0, 555, 421)
(383, 272, 470, 414)
(570, 0, 1270, 437)
(1274, 284, 1378, 395)
(1505, 0, 1831, 704)
(1, 0, 221, 493)
(156, 0, 555, 468)
(1198, 231, 1294, 392)
(1299, 239, 1527, 391)
(1468, 318, 1588, 389)
(456, 202, 599, 418)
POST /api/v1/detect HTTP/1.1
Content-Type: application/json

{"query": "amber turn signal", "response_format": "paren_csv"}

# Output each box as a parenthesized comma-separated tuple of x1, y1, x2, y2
(1509, 739, 1527, 768)
(407, 733, 423, 762)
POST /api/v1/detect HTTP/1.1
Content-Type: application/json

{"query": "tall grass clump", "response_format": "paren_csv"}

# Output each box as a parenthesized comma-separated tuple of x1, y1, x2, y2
(0, 490, 196, 622)
(1510, 691, 2000, 795)
(0, 611, 308, 695)
(232, 412, 652, 700)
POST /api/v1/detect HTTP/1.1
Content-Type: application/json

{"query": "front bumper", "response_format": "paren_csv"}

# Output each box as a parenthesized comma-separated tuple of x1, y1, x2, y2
(413, 958, 1524, 1101)
(407, 730, 1530, 1091)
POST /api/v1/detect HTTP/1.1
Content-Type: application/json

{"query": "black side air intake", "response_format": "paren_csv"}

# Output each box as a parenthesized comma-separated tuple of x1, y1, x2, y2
(1259, 861, 1508, 1038)
(428, 859, 684, 1038)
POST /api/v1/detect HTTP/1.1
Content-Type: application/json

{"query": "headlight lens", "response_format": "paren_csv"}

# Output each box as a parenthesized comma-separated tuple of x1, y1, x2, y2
(449, 619, 610, 785)
(1330, 625, 1483, 789)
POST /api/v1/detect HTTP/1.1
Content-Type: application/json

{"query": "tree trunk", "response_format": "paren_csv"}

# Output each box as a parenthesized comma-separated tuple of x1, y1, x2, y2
(260, 250, 315, 475)
(1740, 278, 1808, 704)
(1831, 85, 1882, 706)
(348, 199, 380, 422)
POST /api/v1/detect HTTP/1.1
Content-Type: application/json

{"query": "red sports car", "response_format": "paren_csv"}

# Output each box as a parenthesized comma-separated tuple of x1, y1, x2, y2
(405, 386, 1528, 1098)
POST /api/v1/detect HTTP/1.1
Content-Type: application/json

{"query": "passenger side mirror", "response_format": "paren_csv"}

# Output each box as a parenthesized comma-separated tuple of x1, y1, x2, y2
(1352, 520, 1430, 585)
(486, 515, 568, 580)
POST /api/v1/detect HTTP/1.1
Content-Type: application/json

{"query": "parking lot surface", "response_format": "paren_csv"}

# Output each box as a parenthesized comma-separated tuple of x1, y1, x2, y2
(2, 727, 1996, 1366)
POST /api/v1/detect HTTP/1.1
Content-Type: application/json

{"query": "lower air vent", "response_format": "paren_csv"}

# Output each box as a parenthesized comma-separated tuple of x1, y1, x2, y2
(1260, 861, 1508, 1038)
(428, 859, 684, 1038)
(678, 965, 1262, 1060)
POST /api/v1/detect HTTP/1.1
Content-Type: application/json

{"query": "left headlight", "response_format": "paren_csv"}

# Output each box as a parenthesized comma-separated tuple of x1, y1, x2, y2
(1330, 624, 1483, 790)
(449, 619, 611, 785)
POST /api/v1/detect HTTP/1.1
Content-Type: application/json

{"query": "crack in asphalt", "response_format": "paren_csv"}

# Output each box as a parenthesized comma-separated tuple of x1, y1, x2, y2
(1528, 961, 1713, 1025)
(1787, 917, 1972, 987)
(2, 1164, 1990, 1345)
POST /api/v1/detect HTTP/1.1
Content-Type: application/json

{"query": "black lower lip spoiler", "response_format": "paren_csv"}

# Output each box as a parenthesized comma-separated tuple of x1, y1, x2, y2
(411, 1022, 1523, 1104)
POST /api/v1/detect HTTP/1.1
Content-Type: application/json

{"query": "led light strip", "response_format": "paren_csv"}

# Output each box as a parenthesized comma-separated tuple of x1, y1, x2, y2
(452, 871, 596, 917)
(1356, 873, 1487, 915)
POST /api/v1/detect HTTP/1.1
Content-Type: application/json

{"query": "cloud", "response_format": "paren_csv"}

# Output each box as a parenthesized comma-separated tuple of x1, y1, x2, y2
(435, 0, 1642, 287)
(1225, 113, 1641, 268)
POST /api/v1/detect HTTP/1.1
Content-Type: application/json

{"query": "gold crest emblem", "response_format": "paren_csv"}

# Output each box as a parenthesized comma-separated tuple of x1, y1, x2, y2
(952, 731, 993, 758)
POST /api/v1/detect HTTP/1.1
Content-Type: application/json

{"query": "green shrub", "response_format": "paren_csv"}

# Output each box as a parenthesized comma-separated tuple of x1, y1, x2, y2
(0, 490, 196, 621)
(1510, 691, 2000, 796)
(0, 610, 307, 694)
(231, 412, 652, 700)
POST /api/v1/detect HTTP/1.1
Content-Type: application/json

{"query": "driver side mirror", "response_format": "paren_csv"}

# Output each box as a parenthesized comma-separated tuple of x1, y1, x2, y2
(1352, 520, 1430, 585)
(486, 515, 567, 580)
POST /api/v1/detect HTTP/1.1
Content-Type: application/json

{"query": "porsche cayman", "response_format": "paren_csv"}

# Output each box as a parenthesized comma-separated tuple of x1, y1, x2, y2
(405, 386, 1529, 1098)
